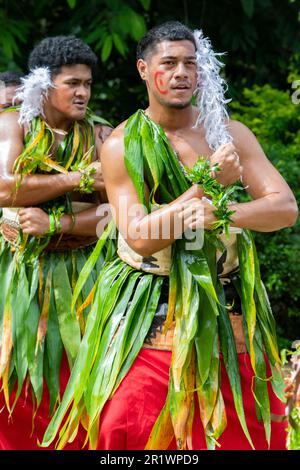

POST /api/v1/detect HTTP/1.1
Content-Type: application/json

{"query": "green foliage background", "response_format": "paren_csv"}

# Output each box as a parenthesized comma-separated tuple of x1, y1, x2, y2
(230, 85, 300, 348)
(0, 0, 299, 346)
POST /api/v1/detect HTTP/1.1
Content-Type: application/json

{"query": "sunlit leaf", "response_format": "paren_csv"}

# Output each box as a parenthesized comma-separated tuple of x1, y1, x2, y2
(67, 0, 77, 9)
(101, 35, 113, 62)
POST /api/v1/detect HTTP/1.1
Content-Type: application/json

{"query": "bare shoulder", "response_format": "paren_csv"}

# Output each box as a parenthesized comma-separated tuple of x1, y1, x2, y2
(109, 119, 128, 137)
(101, 119, 128, 158)
(0, 110, 23, 136)
(227, 118, 271, 173)
(100, 120, 131, 184)
(94, 123, 113, 143)
(227, 119, 257, 145)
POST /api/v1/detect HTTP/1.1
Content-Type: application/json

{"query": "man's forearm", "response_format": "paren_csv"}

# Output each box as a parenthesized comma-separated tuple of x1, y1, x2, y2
(60, 206, 104, 237)
(126, 184, 204, 256)
(230, 193, 298, 232)
(0, 171, 81, 206)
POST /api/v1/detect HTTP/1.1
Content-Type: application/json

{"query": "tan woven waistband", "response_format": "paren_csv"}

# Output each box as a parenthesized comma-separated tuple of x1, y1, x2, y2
(143, 314, 247, 353)
(0, 202, 97, 251)
(117, 232, 171, 276)
(117, 228, 242, 277)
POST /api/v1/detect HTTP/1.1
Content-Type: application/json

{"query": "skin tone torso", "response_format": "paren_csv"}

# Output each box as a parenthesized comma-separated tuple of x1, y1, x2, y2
(0, 64, 112, 237)
(100, 39, 298, 257)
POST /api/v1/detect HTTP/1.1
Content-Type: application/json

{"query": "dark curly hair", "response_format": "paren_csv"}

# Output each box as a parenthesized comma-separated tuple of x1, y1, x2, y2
(136, 21, 196, 60)
(0, 70, 23, 86)
(28, 35, 98, 76)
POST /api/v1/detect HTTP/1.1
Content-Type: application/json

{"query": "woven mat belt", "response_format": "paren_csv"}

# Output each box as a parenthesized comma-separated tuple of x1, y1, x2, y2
(0, 221, 97, 252)
(143, 314, 247, 353)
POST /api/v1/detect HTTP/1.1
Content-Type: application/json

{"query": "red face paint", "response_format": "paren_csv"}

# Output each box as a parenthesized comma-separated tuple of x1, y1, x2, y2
(154, 71, 168, 95)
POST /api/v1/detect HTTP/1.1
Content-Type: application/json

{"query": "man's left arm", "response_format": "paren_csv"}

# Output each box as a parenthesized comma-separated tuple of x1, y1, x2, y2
(228, 120, 298, 232)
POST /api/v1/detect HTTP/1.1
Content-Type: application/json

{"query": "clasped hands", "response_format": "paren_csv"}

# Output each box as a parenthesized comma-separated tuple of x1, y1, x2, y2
(19, 161, 104, 236)
(178, 143, 242, 230)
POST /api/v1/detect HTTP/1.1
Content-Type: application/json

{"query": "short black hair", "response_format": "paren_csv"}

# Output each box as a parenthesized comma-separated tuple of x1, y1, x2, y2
(136, 21, 196, 60)
(28, 35, 98, 76)
(0, 70, 23, 86)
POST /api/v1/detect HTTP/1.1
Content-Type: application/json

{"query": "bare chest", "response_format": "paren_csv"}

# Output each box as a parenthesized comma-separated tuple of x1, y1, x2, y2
(165, 131, 213, 170)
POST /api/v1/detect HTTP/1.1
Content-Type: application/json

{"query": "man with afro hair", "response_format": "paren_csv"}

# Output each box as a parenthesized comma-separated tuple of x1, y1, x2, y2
(0, 35, 112, 449)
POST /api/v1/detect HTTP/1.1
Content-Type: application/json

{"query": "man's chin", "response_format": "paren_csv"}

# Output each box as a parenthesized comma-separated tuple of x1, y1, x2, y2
(166, 100, 191, 110)
(69, 109, 87, 121)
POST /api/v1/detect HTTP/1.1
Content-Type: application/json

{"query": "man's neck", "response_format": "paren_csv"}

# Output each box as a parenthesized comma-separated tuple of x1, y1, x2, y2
(43, 108, 74, 133)
(145, 103, 198, 133)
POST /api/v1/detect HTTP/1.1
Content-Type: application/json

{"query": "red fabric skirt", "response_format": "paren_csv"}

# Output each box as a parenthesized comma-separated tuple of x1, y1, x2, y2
(0, 349, 287, 450)
(98, 348, 287, 450)
(0, 355, 86, 450)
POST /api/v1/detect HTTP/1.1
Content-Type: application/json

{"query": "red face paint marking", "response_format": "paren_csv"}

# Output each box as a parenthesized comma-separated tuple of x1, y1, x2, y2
(154, 71, 168, 95)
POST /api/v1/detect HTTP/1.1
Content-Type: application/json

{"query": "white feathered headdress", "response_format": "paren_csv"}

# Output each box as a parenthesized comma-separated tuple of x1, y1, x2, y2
(193, 29, 232, 150)
(14, 67, 54, 125)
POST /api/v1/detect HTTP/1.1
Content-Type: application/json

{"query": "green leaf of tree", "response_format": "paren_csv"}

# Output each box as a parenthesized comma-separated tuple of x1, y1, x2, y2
(112, 33, 127, 57)
(138, 0, 151, 11)
(67, 0, 77, 9)
(241, 0, 254, 17)
(129, 12, 146, 42)
(101, 35, 113, 62)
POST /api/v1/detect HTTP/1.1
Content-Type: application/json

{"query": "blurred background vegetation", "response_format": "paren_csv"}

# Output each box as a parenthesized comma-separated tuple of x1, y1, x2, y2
(0, 0, 299, 348)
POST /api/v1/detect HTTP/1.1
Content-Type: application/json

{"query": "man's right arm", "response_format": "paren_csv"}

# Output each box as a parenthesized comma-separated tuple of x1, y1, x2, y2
(0, 112, 82, 206)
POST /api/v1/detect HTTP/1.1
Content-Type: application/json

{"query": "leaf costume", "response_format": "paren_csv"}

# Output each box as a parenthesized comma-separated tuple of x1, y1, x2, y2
(0, 110, 111, 417)
(42, 110, 285, 450)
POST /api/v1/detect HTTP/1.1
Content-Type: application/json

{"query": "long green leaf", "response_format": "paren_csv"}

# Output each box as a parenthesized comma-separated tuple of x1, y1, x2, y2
(237, 230, 256, 372)
(124, 111, 147, 210)
(71, 221, 114, 311)
(111, 275, 163, 393)
(195, 289, 218, 384)
(171, 251, 198, 391)
(253, 325, 271, 447)
(41, 260, 131, 447)
(53, 257, 81, 366)
(11, 263, 29, 407)
(217, 283, 254, 449)
(44, 288, 63, 415)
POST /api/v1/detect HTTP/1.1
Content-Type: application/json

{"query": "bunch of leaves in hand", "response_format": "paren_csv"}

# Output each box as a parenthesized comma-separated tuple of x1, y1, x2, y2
(47, 205, 66, 234)
(71, 159, 96, 194)
(184, 157, 241, 236)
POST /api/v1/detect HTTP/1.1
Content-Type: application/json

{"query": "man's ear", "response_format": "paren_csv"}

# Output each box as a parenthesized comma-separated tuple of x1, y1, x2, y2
(137, 59, 148, 81)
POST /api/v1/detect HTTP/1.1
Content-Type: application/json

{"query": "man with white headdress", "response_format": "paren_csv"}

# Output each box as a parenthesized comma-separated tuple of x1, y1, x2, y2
(0, 35, 112, 449)
(42, 22, 298, 451)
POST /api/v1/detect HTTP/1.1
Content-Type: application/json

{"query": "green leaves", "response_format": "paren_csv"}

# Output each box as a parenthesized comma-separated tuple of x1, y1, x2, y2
(101, 35, 113, 62)
(237, 230, 257, 371)
(217, 284, 254, 449)
(82, 2, 148, 62)
(241, 0, 254, 18)
(138, 0, 151, 10)
(184, 157, 240, 237)
(66, 0, 77, 8)
(53, 257, 81, 367)
(41, 260, 164, 449)
(0, 9, 29, 60)
(41, 108, 284, 450)
(0, 0, 149, 69)
(129, 10, 146, 41)
(124, 110, 148, 210)
(230, 84, 300, 351)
